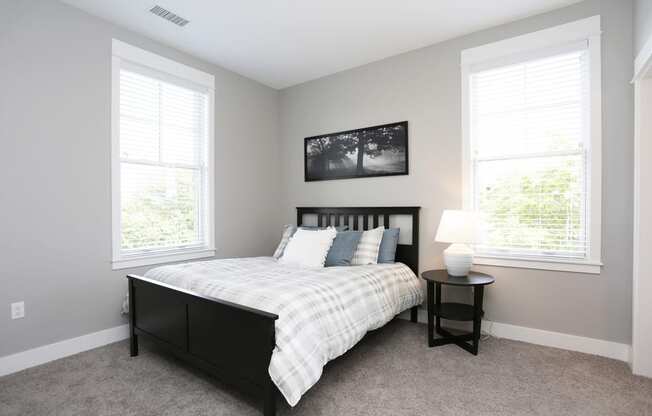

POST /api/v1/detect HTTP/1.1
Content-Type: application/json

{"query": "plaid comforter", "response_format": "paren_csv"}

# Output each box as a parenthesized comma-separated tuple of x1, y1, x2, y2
(143, 256, 423, 406)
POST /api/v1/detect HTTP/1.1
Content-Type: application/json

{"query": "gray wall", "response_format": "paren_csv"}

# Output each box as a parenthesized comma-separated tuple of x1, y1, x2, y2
(279, 0, 634, 343)
(635, 0, 652, 54)
(0, 0, 635, 357)
(0, 0, 281, 356)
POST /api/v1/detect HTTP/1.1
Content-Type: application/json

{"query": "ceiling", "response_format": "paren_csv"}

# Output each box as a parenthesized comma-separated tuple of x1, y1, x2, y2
(60, 0, 583, 89)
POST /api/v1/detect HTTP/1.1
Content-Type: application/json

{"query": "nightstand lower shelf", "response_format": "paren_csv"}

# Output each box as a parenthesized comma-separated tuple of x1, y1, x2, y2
(434, 302, 484, 321)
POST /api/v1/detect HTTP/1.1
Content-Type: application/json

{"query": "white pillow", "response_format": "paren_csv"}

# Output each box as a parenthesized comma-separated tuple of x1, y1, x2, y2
(280, 227, 337, 268)
(351, 226, 384, 265)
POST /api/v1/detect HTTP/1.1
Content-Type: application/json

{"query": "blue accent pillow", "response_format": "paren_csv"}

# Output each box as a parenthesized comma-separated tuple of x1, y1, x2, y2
(325, 231, 362, 267)
(378, 228, 400, 263)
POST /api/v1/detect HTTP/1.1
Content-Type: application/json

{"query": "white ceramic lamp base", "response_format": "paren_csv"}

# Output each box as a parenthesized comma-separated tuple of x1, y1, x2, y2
(443, 243, 474, 276)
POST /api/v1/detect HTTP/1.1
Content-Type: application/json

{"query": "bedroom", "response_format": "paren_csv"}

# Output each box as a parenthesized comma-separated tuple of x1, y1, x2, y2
(1, 0, 652, 415)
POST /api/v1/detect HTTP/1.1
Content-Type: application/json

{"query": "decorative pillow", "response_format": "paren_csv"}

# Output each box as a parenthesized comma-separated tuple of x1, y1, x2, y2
(280, 227, 337, 268)
(351, 226, 385, 265)
(273, 225, 296, 259)
(273, 225, 347, 259)
(325, 231, 363, 267)
(378, 228, 400, 263)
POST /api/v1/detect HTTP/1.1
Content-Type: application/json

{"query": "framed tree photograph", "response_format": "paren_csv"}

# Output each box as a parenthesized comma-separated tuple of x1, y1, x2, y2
(304, 121, 408, 181)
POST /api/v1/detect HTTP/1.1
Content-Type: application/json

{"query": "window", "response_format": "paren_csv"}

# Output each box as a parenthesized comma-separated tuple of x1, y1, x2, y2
(461, 17, 602, 274)
(111, 40, 215, 269)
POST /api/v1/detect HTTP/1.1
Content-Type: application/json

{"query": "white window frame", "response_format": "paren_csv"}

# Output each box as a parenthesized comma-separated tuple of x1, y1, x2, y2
(461, 16, 603, 274)
(111, 39, 216, 270)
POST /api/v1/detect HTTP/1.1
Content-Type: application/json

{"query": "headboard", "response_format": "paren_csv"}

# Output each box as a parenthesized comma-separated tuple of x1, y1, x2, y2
(296, 207, 420, 274)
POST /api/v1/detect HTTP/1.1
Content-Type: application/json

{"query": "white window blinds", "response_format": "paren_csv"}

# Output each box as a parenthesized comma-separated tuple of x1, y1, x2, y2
(115, 59, 213, 263)
(469, 47, 591, 260)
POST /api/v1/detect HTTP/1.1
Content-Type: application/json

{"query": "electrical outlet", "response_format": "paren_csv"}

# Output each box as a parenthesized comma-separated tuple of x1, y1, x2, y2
(11, 302, 25, 319)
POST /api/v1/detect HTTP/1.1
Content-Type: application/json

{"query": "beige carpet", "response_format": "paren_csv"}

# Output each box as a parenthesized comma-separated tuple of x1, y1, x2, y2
(1, 320, 651, 416)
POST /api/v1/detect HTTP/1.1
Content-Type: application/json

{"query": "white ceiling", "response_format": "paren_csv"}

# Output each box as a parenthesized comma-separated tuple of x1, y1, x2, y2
(61, 0, 583, 89)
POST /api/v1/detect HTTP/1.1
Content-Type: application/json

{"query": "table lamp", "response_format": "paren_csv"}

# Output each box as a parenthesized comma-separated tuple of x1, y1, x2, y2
(435, 210, 477, 276)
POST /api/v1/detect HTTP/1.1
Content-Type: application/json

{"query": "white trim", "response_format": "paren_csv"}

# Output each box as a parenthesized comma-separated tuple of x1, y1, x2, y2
(110, 40, 216, 270)
(461, 62, 472, 210)
(587, 30, 603, 267)
(632, 77, 639, 374)
(112, 39, 214, 89)
(460, 17, 603, 273)
(111, 56, 121, 264)
(0, 325, 129, 377)
(3, 315, 629, 379)
(473, 255, 602, 274)
(402, 310, 629, 362)
(466, 40, 589, 74)
(632, 77, 652, 378)
(486, 320, 629, 362)
(632, 28, 652, 377)
(206, 88, 216, 253)
(121, 60, 211, 95)
(633, 31, 652, 82)
(461, 16, 601, 66)
(112, 248, 216, 270)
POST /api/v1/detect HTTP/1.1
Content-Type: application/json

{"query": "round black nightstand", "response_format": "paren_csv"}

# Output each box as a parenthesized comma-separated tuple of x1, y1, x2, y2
(421, 270, 495, 355)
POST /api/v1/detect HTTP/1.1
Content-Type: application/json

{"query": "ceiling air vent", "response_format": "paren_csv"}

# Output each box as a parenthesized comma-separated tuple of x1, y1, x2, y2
(149, 5, 189, 27)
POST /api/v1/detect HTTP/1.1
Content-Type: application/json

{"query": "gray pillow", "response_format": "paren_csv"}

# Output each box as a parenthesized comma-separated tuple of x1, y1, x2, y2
(378, 228, 400, 263)
(325, 231, 362, 267)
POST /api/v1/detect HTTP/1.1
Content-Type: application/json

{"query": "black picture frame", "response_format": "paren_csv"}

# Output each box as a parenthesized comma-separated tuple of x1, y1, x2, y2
(304, 121, 409, 182)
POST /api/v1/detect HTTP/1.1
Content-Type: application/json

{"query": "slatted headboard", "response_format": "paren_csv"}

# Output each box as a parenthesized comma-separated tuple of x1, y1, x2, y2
(296, 207, 420, 274)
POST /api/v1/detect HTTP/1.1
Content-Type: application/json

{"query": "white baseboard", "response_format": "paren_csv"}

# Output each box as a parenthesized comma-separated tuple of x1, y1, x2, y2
(400, 309, 630, 362)
(485, 320, 630, 361)
(0, 324, 129, 377)
(1, 311, 631, 378)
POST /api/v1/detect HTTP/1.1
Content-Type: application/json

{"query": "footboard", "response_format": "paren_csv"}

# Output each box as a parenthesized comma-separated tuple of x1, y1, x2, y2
(127, 274, 279, 416)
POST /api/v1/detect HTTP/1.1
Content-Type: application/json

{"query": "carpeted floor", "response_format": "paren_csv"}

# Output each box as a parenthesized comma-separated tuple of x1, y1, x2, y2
(1, 320, 651, 416)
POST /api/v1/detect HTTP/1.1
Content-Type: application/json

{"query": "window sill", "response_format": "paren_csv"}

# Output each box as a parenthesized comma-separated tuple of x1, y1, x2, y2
(473, 255, 603, 274)
(112, 248, 216, 270)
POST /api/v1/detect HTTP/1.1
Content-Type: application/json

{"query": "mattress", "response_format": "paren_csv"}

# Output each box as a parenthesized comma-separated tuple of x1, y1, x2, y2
(142, 256, 423, 406)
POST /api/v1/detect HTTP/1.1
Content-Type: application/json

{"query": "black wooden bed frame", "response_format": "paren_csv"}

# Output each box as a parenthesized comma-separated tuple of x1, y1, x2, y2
(127, 206, 420, 416)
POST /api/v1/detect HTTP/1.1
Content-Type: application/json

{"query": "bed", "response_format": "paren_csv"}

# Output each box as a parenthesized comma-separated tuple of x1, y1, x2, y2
(126, 206, 421, 416)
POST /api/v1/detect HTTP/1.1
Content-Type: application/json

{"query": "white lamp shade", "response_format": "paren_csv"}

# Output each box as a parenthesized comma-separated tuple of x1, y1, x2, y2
(435, 210, 477, 244)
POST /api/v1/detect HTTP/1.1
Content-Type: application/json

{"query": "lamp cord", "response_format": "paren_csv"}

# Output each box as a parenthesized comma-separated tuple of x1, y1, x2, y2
(481, 320, 494, 341)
